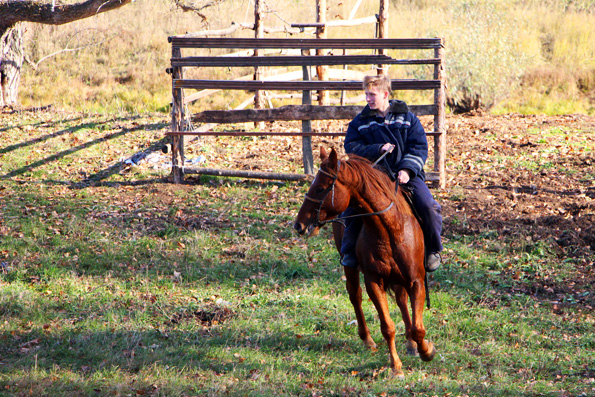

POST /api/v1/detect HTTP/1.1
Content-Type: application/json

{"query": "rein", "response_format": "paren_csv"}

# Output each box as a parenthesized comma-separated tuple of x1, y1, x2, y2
(304, 158, 395, 227)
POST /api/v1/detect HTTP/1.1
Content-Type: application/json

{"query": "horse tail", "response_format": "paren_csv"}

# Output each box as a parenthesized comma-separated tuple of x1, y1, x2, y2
(424, 270, 431, 309)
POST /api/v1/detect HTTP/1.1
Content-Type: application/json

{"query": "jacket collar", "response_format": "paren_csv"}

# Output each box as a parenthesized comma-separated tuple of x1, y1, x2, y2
(361, 99, 409, 118)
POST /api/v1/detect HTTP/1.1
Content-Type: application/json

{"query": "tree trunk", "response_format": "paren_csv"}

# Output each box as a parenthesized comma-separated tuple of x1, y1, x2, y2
(0, 0, 134, 106)
(0, 24, 24, 107)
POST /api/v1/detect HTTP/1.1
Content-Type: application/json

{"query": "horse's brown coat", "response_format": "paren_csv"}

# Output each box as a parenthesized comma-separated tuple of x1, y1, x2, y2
(294, 147, 435, 377)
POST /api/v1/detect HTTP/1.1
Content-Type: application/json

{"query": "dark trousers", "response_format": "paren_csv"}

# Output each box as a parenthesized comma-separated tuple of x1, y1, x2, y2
(340, 176, 443, 260)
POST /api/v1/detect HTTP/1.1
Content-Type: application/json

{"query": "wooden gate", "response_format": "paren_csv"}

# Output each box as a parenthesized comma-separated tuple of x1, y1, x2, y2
(167, 37, 446, 187)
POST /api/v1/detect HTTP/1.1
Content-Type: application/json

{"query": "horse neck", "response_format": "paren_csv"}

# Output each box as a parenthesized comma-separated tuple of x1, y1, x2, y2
(340, 162, 398, 216)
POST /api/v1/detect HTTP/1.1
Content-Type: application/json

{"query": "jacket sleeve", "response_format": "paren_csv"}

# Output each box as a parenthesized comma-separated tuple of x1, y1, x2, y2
(344, 116, 384, 161)
(397, 114, 428, 178)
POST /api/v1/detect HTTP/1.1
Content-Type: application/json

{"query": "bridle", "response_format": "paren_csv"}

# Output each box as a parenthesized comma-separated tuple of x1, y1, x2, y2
(303, 161, 341, 228)
(303, 159, 394, 228)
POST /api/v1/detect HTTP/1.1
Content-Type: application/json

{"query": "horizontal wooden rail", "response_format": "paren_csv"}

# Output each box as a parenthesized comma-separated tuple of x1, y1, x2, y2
(171, 55, 441, 68)
(183, 167, 440, 183)
(167, 130, 443, 137)
(174, 79, 441, 91)
(168, 37, 444, 50)
(184, 168, 312, 181)
(189, 104, 438, 123)
(167, 131, 346, 137)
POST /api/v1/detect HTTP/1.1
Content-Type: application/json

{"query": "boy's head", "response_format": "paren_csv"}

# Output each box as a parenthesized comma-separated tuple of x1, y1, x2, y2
(363, 74, 392, 96)
(363, 75, 391, 111)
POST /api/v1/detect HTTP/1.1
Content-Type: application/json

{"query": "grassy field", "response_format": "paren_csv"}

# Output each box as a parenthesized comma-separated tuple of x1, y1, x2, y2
(0, 109, 594, 396)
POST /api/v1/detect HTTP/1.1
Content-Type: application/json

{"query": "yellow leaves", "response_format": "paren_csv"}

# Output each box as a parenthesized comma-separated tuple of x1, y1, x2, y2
(233, 353, 246, 363)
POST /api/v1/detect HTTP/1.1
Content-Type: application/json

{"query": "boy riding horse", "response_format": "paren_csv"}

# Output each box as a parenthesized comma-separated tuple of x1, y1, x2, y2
(341, 74, 443, 272)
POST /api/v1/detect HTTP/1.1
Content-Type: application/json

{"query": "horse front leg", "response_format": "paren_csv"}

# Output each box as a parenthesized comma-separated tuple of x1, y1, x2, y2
(393, 284, 418, 356)
(344, 266, 376, 349)
(409, 279, 436, 362)
(365, 273, 403, 377)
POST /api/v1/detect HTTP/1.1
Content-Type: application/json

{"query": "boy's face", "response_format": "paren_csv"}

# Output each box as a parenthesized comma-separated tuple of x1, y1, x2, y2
(364, 86, 389, 111)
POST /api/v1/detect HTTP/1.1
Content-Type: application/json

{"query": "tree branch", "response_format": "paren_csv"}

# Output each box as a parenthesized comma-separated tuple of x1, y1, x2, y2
(0, 0, 134, 30)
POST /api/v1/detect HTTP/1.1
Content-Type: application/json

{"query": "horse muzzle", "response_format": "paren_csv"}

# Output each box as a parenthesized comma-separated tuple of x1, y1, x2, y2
(293, 221, 321, 237)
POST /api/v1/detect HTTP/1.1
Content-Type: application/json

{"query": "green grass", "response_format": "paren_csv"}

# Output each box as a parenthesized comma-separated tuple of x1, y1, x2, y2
(1, 111, 594, 396)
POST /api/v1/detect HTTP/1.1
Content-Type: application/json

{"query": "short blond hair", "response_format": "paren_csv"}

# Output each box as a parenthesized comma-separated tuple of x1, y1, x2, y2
(363, 74, 392, 96)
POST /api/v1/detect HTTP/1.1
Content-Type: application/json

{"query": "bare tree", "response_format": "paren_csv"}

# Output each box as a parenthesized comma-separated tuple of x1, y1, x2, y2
(0, 0, 134, 107)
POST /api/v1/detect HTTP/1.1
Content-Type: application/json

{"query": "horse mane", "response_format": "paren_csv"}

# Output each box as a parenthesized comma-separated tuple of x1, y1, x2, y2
(340, 154, 413, 216)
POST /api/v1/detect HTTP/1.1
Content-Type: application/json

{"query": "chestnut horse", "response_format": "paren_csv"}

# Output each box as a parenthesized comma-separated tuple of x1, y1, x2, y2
(293, 147, 435, 377)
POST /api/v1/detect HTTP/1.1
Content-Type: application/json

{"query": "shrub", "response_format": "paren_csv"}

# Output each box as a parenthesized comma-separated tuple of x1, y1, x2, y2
(442, 1, 536, 113)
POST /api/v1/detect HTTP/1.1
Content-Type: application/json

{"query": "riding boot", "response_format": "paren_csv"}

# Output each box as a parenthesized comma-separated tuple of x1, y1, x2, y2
(340, 209, 362, 268)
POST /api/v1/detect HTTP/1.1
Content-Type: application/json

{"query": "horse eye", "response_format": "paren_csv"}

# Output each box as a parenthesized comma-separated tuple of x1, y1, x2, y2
(316, 187, 325, 193)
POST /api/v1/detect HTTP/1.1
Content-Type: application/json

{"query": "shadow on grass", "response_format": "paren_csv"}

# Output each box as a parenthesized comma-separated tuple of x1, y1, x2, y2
(1, 119, 168, 184)
(0, 115, 141, 155)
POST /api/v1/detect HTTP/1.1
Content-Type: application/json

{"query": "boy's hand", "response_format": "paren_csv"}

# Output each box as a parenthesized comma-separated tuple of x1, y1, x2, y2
(380, 143, 395, 153)
(398, 170, 410, 184)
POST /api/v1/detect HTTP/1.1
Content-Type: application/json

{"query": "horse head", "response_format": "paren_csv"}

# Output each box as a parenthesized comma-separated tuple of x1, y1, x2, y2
(293, 147, 351, 237)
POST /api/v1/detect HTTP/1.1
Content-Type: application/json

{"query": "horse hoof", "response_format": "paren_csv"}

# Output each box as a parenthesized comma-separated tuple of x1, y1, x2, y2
(391, 369, 405, 379)
(364, 340, 378, 350)
(420, 341, 436, 362)
(406, 345, 419, 356)
(406, 341, 419, 356)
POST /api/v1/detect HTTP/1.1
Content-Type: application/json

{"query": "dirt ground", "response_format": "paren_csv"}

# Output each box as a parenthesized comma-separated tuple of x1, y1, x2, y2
(439, 112, 594, 256)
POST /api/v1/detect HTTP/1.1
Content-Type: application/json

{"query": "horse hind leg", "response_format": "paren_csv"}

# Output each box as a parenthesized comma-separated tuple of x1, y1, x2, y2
(393, 284, 418, 356)
(365, 275, 404, 378)
(344, 266, 377, 349)
(409, 279, 436, 362)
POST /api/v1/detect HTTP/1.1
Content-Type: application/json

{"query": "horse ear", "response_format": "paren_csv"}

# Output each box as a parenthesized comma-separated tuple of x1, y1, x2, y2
(320, 147, 328, 161)
(328, 148, 338, 171)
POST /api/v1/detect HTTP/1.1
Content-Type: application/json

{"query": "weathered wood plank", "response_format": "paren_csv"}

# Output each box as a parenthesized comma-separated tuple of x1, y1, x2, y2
(168, 37, 444, 50)
(189, 104, 437, 123)
(171, 55, 441, 68)
(184, 168, 312, 181)
(166, 130, 442, 137)
(174, 79, 441, 91)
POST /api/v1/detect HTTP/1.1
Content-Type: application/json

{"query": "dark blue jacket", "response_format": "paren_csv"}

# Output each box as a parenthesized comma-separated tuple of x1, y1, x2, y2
(344, 100, 428, 180)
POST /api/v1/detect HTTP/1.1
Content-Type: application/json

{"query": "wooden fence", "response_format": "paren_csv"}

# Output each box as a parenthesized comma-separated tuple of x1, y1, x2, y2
(166, 37, 446, 187)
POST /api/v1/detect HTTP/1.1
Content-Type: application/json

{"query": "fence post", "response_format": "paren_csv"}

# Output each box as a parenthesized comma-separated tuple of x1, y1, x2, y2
(253, 0, 265, 129)
(301, 49, 314, 175)
(171, 45, 185, 183)
(434, 38, 446, 189)
(377, 0, 389, 75)
(316, 0, 328, 105)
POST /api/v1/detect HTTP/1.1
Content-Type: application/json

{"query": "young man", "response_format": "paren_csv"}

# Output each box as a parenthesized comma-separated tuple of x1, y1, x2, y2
(341, 74, 443, 272)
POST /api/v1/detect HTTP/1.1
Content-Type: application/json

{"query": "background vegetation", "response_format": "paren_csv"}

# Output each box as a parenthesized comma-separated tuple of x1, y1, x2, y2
(17, 0, 595, 115)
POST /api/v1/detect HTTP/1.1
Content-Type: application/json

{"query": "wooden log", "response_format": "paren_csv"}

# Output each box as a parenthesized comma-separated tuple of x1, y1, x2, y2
(316, 0, 328, 106)
(184, 22, 303, 37)
(166, 131, 347, 137)
(190, 104, 439, 123)
(166, 130, 443, 137)
(377, 0, 389, 74)
(174, 79, 441, 91)
(167, 37, 444, 50)
(253, 0, 264, 130)
(184, 168, 312, 181)
(171, 46, 185, 183)
(434, 39, 446, 189)
(171, 55, 441, 68)
(301, 49, 314, 175)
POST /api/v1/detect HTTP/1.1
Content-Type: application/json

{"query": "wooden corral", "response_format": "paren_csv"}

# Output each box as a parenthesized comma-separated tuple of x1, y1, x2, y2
(166, 37, 446, 187)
